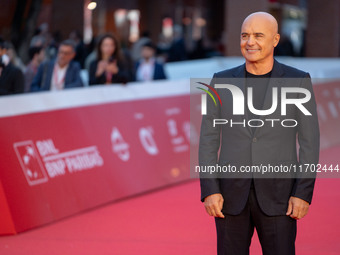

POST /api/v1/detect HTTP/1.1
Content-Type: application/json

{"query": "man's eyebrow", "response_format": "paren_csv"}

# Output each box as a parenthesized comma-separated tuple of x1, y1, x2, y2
(241, 32, 265, 36)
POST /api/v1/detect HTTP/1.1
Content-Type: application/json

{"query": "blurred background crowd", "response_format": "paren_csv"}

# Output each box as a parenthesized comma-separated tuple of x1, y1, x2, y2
(0, 0, 339, 95)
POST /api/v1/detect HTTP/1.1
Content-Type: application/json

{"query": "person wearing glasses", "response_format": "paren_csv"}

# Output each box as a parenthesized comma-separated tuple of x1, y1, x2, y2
(31, 40, 83, 91)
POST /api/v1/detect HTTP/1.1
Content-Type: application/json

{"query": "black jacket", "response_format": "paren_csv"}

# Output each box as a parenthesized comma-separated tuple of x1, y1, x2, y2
(89, 59, 130, 85)
(199, 59, 320, 216)
(0, 63, 24, 95)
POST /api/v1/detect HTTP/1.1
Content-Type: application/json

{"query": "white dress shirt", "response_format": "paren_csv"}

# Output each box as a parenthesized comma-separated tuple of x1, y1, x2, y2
(50, 63, 68, 91)
(136, 58, 155, 82)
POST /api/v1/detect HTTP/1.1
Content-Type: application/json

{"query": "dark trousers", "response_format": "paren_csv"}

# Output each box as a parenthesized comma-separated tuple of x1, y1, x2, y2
(215, 188, 297, 255)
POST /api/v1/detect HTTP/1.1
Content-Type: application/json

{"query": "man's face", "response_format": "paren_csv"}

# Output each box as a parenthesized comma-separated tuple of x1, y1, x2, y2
(240, 16, 279, 64)
(57, 45, 75, 67)
(141, 46, 155, 60)
(101, 38, 115, 58)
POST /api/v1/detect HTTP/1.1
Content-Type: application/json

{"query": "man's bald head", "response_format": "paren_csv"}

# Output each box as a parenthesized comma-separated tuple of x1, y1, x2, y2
(242, 12, 278, 36)
(240, 12, 280, 72)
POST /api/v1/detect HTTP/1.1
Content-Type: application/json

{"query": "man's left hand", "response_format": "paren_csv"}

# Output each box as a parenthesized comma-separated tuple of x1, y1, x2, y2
(286, 196, 310, 220)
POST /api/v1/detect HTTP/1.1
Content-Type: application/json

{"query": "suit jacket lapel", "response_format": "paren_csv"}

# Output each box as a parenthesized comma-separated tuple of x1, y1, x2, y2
(46, 61, 55, 90)
(65, 62, 73, 86)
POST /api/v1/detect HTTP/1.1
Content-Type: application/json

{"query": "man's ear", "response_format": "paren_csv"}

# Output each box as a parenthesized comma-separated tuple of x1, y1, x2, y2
(273, 33, 280, 47)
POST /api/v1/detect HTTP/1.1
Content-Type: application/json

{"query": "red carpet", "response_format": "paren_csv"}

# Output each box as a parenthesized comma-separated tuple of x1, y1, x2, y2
(0, 146, 339, 255)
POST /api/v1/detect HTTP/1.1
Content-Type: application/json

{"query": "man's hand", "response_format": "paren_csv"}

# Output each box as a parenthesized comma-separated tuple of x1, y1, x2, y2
(286, 196, 310, 220)
(204, 193, 225, 218)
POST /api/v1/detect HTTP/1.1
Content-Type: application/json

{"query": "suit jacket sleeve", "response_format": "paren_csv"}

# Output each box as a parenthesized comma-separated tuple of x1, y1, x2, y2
(291, 73, 320, 204)
(89, 60, 104, 85)
(13, 68, 24, 94)
(199, 74, 222, 202)
(154, 63, 167, 80)
(65, 62, 83, 88)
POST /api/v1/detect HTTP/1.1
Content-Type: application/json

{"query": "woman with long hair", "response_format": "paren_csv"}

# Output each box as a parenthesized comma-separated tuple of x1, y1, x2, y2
(89, 34, 130, 85)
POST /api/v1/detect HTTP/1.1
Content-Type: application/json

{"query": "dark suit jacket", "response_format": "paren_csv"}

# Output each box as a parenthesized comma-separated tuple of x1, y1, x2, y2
(0, 63, 24, 95)
(167, 38, 187, 62)
(134, 60, 167, 81)
(199, 59, 320, 216)
(31, 60, 83, 91)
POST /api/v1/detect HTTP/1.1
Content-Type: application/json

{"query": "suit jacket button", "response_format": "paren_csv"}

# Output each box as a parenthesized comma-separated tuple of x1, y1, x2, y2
(252, 137, 257, 143)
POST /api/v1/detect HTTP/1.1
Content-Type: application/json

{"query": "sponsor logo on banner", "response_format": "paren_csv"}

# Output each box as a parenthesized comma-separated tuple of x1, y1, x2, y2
(111, 127, 130, 161)
(167, 119, 189, 153)
(166, 107, 189, 153)
(13, 141, 48, 186)
(183, 121, 198, 145)
(14, 139, 104, 185)
(139, 126, 159, 155)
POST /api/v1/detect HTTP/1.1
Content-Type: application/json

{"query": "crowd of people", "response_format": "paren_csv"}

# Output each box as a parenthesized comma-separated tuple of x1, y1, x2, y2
(0, 24, 223, 96)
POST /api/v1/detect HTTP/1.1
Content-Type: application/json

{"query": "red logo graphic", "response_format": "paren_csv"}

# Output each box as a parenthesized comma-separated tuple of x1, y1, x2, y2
(13, 141, 48, 186)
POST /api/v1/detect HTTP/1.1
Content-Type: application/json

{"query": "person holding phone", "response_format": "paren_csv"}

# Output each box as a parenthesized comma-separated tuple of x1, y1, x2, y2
(89, 34, 130, 85)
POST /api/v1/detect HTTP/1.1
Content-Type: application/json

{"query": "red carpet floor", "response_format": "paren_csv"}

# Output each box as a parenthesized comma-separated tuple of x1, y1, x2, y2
(0, 146, 339, 255)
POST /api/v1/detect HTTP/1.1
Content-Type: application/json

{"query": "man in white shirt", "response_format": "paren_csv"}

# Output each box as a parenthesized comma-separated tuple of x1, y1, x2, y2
(31, 40, 83, 91)
(135, 42, 166, 82)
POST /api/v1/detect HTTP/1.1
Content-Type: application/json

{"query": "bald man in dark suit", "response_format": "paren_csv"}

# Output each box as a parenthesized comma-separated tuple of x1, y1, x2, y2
(199, 12, 319, 255)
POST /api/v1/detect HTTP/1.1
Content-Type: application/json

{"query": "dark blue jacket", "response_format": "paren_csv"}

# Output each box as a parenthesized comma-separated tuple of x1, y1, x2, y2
(135, 61, 167, 81)
(31, 60, 83, 91)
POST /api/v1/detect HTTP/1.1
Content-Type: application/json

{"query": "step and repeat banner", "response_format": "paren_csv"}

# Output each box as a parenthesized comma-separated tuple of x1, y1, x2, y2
(0, 81, 199, 235)
(0, 78, 339, 235)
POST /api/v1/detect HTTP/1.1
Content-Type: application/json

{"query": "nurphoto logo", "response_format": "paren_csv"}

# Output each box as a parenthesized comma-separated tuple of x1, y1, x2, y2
(196, 80, 312, 128)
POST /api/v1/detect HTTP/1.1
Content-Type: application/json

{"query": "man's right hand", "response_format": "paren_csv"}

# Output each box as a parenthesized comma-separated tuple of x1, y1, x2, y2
(204, 193, 225, 218)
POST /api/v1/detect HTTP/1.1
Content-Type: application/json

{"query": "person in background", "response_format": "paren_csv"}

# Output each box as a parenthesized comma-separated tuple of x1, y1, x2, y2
(31, 40, 83, 91)
(5, 41, 26, 72)
(84, 36, 98, 72)
(89, 34, 130, 85)
(131, 31, 151, 62)
(135, 42, 167, 81)
(167, 25, 187, 62)
(274, 34, 295, 56)
(24, 46, 45, 92)
(0, 38, 24, 95)
(69, 30, 86, 68)
(30, 23, 49, 48)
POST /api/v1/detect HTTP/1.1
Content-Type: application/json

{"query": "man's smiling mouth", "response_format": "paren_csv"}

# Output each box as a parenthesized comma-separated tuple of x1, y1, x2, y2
(246, 49, 260, 52)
